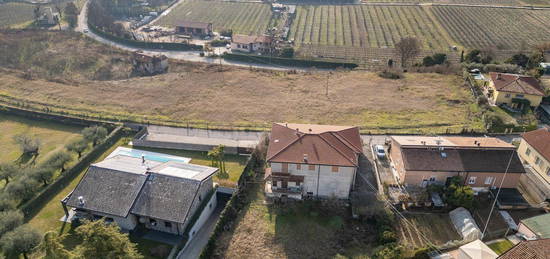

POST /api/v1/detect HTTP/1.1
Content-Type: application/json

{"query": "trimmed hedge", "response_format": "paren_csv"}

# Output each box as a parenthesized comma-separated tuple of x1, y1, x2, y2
(222, 53, 358, 69)
(19, 126, 127, 220)
(87, 24, 203, 51)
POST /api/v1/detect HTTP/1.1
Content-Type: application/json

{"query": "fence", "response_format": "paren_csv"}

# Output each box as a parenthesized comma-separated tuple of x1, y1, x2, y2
(20, 126, 127, 220)
(222, 53, 359, 69)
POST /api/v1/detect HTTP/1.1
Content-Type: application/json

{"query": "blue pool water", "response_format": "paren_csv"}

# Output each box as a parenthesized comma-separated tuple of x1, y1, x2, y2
(115, 149, 189, 163)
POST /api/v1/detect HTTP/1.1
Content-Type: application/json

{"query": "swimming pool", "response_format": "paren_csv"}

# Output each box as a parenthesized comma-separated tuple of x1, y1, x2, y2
(108, 147, 191, 163)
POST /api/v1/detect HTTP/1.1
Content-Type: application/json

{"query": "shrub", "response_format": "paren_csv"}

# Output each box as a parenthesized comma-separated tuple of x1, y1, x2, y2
(422, 53, 446, 66)
(0, 210, 24, 236)
(445, 176, 475, 209)
(378, 70, 403, 79)
(0, 224, 42, 259)
(209, 39, 229, 47)
(13, 134, 40, 155)
(372, 242, 403, 259)
(6, 176, 40, 202)
(280, 47, 295, 58)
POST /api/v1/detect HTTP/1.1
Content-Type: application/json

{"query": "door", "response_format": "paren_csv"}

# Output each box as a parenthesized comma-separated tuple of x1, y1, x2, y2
(282, 180, 288, 189)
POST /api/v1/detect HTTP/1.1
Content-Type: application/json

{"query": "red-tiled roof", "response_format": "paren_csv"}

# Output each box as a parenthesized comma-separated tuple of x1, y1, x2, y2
(490, 72, 545, 96)
(266, 123, 362, 167)
(232, 34, 272, 44)
(522, 128, 550, 161)
(498, 239, 550, 259)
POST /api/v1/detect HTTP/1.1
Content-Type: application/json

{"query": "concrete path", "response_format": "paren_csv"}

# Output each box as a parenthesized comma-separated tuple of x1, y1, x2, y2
(177, 207, 223, 259)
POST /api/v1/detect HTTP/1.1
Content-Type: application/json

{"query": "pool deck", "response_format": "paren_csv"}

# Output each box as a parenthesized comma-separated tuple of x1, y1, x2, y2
(107, 147, 191, 163)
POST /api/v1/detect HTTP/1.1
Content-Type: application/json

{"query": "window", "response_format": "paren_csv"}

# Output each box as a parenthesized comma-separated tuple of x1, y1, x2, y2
(308, 164, 315, 170)
(505, 93, 511, 98)
(331, 166, 339, 173)
(296, 164, 301, 170)
(164, 222, 172, 228)
(526, 148, 531, 156)
(516, 94, 525, 98)
(272, 181, 277, 187)
(429, 176, 436, 182)
(149, 219, 157, 226)
(468, 177, 477, 184)
(198, 195, 202, 202)
(536, 157, 542, 166)
(105, 217, 114, 223)
(485, 176, 495, 185)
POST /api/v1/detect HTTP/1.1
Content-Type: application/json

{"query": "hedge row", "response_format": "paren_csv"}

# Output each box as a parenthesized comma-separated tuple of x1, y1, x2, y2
(222, 53, 358, 69)
(20, 126, 127, 220)
(0, 105, 115, 129)
(199, 145, 265, 259)
(87, 24, 203, 51)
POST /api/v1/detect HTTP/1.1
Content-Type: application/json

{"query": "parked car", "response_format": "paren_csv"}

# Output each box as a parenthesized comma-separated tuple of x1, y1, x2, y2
(374, 145, 385, 158)
(83, 29, 89, 33)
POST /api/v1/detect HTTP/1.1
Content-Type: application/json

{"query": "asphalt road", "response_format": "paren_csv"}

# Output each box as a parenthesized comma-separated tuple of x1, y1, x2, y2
(76, 1, 303, 71)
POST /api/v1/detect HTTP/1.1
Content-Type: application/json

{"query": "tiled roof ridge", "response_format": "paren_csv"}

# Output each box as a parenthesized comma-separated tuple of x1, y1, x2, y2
(318, 133, 357, 166)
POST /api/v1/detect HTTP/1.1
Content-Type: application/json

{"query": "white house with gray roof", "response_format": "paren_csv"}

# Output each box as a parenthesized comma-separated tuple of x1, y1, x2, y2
(63, 148, 217, 235)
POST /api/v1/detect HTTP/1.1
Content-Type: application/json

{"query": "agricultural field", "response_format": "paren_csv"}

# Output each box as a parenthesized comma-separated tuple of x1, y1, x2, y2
(431, 6, 550, 49)
(154, 1, 275, 35)
(289, 5, 455, 50)
(0, 2, 35, 28)
(0, 113, 83, 164)
(0, 58, 483, 134)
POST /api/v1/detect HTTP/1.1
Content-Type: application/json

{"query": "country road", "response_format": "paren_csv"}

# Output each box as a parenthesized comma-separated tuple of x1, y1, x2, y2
(76, 1, 302, 71)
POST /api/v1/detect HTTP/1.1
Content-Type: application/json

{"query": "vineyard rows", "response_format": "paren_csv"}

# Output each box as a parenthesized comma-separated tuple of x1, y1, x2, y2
(0, 2, 35, 28)
(432, 6, 550, 49)
(297, 44, 460, 69)
(288, 5, 456, 50)
(154, 1, 274, 35)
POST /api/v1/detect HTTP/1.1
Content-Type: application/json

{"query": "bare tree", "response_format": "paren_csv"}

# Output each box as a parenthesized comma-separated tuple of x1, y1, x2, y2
(395, 37, 421, 68)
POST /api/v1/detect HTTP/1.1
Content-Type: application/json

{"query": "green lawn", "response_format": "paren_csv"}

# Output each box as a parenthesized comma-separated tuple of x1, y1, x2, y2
(126, 145, 248, 187)
(488, 240, 515, 255)
(0, 113, 83, 164)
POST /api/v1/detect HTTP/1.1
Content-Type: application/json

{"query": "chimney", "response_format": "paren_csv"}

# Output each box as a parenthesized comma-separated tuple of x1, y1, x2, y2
(496, 73, 502, 80)
(303, 154, 308, 162)
(296, 128, 300, 136)
(308, 128, 312, 133)
(474, 140, 478, 145)
(141, 154, 146, 165)
(78, 196, 85, 206)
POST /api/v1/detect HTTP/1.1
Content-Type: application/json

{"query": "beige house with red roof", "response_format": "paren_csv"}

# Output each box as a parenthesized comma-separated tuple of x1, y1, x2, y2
(518, 128, 550, 203)
(231, 34, 273, 54)
(487, 72, 546, 109)
(389, 136, 524, 190)
(265, 123, 363, 199)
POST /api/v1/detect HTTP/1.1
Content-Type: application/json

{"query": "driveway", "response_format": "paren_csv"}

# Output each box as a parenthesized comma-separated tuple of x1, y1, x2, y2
(176, 206, 223, 259)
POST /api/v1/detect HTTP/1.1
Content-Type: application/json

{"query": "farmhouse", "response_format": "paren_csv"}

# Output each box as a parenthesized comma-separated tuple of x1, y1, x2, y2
(485, 72, 546, 109)
(498, 239, 550, 258)
(62, 148, 217, 235)
(517, 213, 550, 240)
(38, 7, 60, 26)
(175, 21, 213, 36)
(264, 123, 363, 199)
(517, 128, 550, 203)
(388, 136, 525, 190)
(231, 34, 273, 54)
(132, 51, 168, 76)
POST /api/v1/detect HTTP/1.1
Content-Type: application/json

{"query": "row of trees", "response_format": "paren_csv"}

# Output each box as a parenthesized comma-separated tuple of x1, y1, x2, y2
(0, 126, 108, 211)
(0, 216, 142, 258)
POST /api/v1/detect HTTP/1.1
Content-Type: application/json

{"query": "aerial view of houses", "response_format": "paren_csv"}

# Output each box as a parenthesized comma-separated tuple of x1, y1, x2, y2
(3, 0, 550, 257)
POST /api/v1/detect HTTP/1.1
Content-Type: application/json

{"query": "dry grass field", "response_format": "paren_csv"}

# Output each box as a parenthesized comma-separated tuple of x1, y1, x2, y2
(0, 30, 133, 81)
(213, 182, 376, 258)
(0, 2, 35, 28)
(0, 61, 481, 133)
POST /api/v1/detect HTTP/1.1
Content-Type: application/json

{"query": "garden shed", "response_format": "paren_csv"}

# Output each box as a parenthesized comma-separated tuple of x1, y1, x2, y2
(449, 207, 482, 241)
